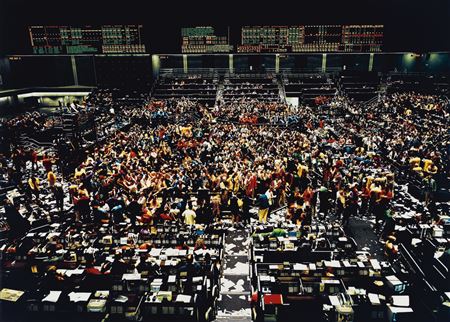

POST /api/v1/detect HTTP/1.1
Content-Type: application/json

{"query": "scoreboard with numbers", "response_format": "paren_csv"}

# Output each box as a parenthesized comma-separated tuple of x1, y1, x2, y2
(181, 26, 233, 53)
(297, 25, 342, 52)
(239, 26, 304, 53)
(29, 25, 146, 55)
(238, 25, 383, 53)
(341, 25, 384, 52)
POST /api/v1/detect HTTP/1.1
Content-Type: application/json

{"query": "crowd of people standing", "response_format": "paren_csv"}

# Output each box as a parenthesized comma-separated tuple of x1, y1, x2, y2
(1, 87, 448, 246)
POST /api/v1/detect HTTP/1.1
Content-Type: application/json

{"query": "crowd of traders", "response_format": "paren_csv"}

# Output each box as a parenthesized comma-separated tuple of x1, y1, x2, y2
(357, 92, 448, 195)
(0, 89, 448, 309)
(2, 89, 447, 249)
(0, 112, 56, 142)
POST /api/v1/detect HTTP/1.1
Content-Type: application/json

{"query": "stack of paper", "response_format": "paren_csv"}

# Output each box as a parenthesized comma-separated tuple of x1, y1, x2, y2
(150, 248, 162, 256)
(293, 263, 308, 271)
(175, 294, 192, 303)
(68, 292, 91, 303)
(122, 273, 141, 281)
(329, 295, 341, 306)
(42, 291, 62, 303)
(392, 295, 410, 307)
(165, 248, 179, 256)
(65, 268, 84, 277)
(0, 288, 25, 302)
(94, 291, 110, 298)
(324, 260, 341, 268)
(368, 293, 381, 305)
(370, 259, 381, 270)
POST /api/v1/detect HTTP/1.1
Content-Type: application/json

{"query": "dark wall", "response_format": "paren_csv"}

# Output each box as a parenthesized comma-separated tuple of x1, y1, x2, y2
(0, 55, 153, 90)
(188, 55, 228, 69)
(234, 56, 249, 71)
(94, 56, 152, 89)
(305, 55, 323, 71)
(0, 57, 11, 89)
(372, 53, 450, 73)
(1, 53, 449, 90)
(75, 56, 96, 86)
(6, 56, 74, 88)
(160, 56, 183, 70)
(279, 55, 310, 70)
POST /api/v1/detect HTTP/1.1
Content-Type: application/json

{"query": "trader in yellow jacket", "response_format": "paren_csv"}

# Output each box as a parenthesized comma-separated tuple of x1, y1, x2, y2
(28, 176, 40, 199)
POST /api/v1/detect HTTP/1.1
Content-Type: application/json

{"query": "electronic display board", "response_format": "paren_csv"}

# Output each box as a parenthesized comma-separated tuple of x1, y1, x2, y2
(341, 25, 383, 52)
(239, 26, 304, 53)
(29, 25, 146, 54)
(181, 26, 233, 53)
(238, 25, 383, 53)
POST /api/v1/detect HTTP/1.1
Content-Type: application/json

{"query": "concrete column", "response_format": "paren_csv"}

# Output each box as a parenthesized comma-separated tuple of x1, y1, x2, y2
(183, 54, 188, 73)
(152, 55, 160, 78)
(229, 54, 233, 74)
(71, 55, 79, 85)
(321, 54, 327, 73)
(368, 53, 374, 72)
(275, 54, 280, 73)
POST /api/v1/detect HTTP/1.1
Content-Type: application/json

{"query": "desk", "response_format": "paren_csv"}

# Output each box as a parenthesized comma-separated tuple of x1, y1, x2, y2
(142, 292, 197, 319)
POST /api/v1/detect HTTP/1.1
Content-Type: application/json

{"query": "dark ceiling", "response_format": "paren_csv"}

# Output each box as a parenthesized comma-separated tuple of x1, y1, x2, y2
(1, 0, 449, 54)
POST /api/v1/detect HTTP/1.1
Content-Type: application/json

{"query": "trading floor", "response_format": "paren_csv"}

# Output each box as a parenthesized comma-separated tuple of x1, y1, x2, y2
(1, 69, 449, 322)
